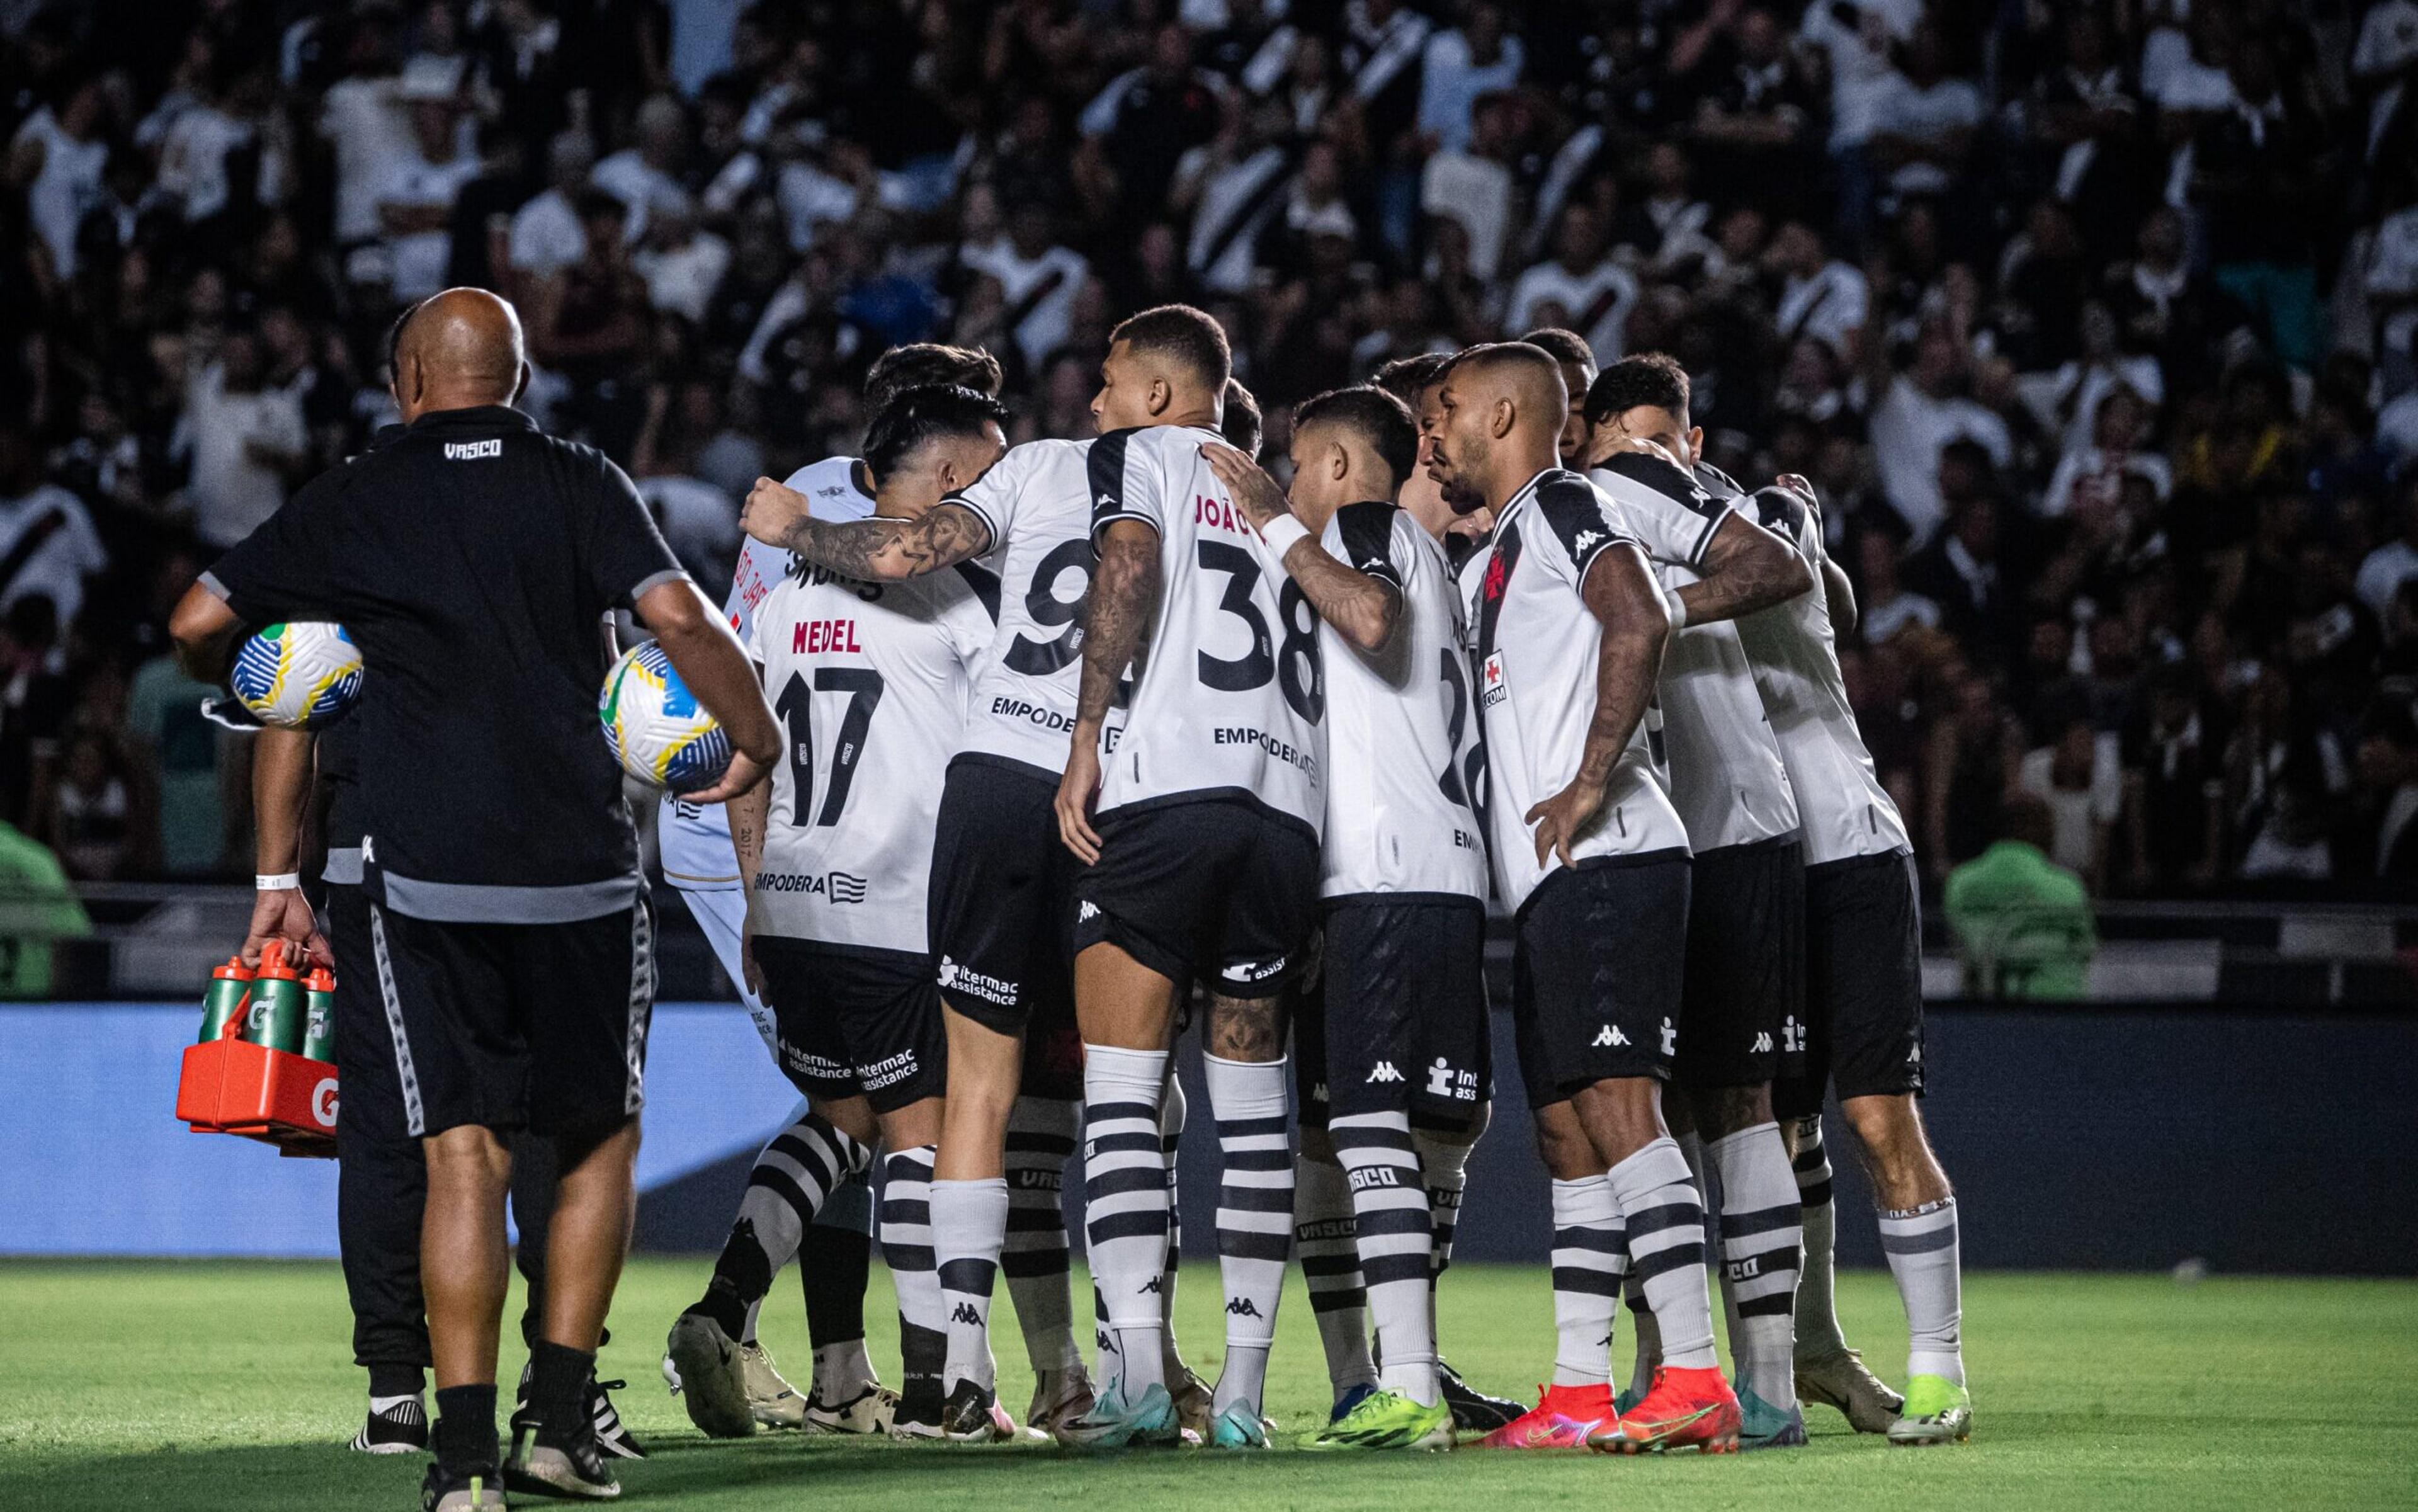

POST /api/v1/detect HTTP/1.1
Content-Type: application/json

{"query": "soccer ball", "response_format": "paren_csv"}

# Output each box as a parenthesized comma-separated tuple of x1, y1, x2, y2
(600, 641, 732, 792)
(229, 622, 363, 729)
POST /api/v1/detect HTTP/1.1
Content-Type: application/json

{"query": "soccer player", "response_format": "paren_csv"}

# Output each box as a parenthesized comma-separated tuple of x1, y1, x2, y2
(1424, 341, 1739, 1455)
(659, 343, 1004, 1439)
(1052, 304, 1327, 1449)
(1203, 383, 1484, 1452)
(1517, 326, 1598, 467)
(1581, 355, 1820, 1448)
(1596, 361, 1972, 1445)
(174, 289, 780, 1511)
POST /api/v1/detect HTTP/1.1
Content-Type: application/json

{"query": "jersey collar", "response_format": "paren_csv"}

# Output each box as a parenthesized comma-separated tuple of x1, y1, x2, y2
(406, 404, 538, 435)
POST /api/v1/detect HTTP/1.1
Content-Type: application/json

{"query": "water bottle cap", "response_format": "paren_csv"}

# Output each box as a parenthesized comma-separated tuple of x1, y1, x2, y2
(214, 956, 255, 982)
(255, 941, 303, 982)
(304, 967, 336, 991)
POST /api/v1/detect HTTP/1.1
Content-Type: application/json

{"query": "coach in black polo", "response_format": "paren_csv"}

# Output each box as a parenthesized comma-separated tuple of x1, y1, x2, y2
(173, 288, 778, 1511)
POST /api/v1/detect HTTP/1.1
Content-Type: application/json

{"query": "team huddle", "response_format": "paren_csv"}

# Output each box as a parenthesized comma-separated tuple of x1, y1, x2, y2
(649, 303, 1973, 1464)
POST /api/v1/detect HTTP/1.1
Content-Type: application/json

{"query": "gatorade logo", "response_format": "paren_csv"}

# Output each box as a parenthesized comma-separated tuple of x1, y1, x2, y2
(312, 1078, 339, 1128)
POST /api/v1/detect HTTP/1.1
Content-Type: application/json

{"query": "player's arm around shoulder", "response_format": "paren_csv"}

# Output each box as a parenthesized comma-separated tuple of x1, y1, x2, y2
(1201, 441, 1402, 652)
(739, 475, 994, 581)
(1056, 514, 1161, 865)
(1528, 537, 1672, 869)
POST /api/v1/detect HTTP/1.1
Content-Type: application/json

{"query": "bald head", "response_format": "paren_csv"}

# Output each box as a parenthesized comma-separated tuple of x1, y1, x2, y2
(390, 288, 528, 423)
(1425, 342, 1569, 511)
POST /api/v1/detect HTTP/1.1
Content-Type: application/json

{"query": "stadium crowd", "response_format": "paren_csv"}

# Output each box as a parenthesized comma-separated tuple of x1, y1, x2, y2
(5, 0, 2418, 893)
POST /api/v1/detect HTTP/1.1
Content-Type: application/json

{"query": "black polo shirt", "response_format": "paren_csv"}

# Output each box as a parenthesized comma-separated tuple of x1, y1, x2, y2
(204, 405, 686, 923)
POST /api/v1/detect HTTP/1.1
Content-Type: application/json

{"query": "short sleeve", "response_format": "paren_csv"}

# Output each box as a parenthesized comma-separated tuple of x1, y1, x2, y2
(1087, 427, 1166, 544)
(1587, 456, 1732, 571)
(582, 453, 688, 609)
(942, 442, 1031, 549)
(202, 476, 346, 625)
(1533, 471, 1644, 584)
(1325, 501, 1405, 588)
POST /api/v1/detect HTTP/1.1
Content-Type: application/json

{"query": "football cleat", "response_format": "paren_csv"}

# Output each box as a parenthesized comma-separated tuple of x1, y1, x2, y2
(663, 1313, 756, 1439)
(1052, 1380, 1180, 1450)
(806, 1380, 900, 1435)
(939, 1380, 1023, 1443)
(888, 1382, 948, 1441)
(1438, 1360, 1522, 1434)
(1328, 1381, 1378, 1426)
(1026, 1363, 1098, 1437)
(350, 1397, 428, 1454)
(1797, 1348, 1904, 1434)
(504, 1422, 622, 1500)
(1207, 1398, 1270, 1450)
(420, 1464, 504, 1511)
(1587, 1366, 1740, 1455)
(1308, 1389, 1453, 1451)
(590, 1378, 646, 1459)
(1736, 1385, 1807, 1450)
(1477, 1382, 1616, 1450)
(1166, 1365, 1215, 1445)
(1885, 1374, 1972, 1447)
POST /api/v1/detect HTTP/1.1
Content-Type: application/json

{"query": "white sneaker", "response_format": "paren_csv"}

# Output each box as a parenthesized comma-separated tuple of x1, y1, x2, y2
(805, 1380, 899, 1435)
(663, 1314, 756, 1439)
(737, 1342, 806, 1430)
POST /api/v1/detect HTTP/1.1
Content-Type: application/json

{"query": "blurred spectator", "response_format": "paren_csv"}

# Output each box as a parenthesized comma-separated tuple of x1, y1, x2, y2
(171, 329, 307, 550)
(0, 814, 89, 998)
(2354, 695, 2418, 878)
(2018, 714, 2123, 893)
(1943, 793, 2098, 999)
(34, 729, 135, 881)
(0, 429, 106, 632)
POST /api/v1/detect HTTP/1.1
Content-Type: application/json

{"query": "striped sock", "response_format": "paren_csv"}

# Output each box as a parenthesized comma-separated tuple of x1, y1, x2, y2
(933, 1177, 1009, 1394)
(1003, 1096, 1081, 1375)
(1159, 1076, 1187, 1377)
(1204, 1054, 1292, 1416)
(1707, 1121, 1802, 1409)
(1331, 1110, 1438, 1405)
(698, 1112, 868, 1338)
(1791, 1116, 1846, 1359)
(1412, 1103, 1481, 1280)
(1081, 1045, 1170, 1397)
(1549, 1176, 1625, 1387)
(1879, 1197, 1964, 1385)
(1292, 1150, 1375, 1401)
(879, 1147, 945, 1401)
(1609, 1137, 1718, 1372)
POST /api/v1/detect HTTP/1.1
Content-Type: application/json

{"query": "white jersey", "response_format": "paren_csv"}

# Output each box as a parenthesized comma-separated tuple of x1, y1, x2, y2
(747, 550, 996, 953)
(1734, 483, 1914, 865)
(1589, 455, 1799, 852)
(1091, 423, 1325, 836)
(1317, 502, 1487, 900)
(944, 438, 1098, 777)
(661, 456, 871, 891)
(1473, 468, 1691, 912)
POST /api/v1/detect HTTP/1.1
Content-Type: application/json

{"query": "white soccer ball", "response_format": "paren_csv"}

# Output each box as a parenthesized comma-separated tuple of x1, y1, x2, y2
(600, 641, 732, 792)
(229, 622, 363, 729)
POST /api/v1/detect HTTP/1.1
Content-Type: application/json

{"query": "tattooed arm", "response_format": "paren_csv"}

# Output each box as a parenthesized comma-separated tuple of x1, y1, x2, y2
(1526, 541, 1671, 868)
(1674, 509, 1815, 625)
(1203, 443, 1402, 653)
(727, 769, 770, 998)
(1055, 518, 1161, 864)
(739, 476, 993, 579)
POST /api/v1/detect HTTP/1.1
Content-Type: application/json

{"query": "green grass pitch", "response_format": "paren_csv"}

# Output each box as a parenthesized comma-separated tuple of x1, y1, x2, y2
(1, 1258, 2412, 1511)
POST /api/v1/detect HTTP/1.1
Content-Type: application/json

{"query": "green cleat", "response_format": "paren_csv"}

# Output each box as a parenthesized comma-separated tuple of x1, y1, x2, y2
(1307, 1389, 1455, 1452)
(1736, 1387, 1807, 1450)
(1208, 1399, 1270, 1449)
(1885, 1375, 1972, 1447)
(1052, 1380, 1180, 1450)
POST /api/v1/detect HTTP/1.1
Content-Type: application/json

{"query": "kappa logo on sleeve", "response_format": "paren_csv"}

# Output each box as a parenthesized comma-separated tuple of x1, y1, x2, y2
(441, 439, 502, 460)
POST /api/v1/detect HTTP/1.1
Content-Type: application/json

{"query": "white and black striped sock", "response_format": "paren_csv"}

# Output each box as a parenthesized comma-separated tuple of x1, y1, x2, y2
(1081, 1045, 1171, 1397)
(1002, 1096, 1081, 1375)
(879, 1147, 945, 1400)
(1550, 1176, 1625, 1387)
(1609, 1138, 1720, 1372)
(1204, 1054, 1291, 1416)
(1331, 1110, 1438, 1406)
(1791, 1115, 1846, 1358)
(1292, 1150, 1376, 1401)
(1879, 1197, 1964, 1385)
(701, 1112, 869, 1338)
(1412, 1103, 1482, 1281)
(933, 1177, 1009, 1394)
(1707, 1121, 1803, 1408)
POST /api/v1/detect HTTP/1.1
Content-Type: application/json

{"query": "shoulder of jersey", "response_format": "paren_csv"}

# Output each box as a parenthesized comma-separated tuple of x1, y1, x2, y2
(785, 453, 869, 503)
(1593, 450, 1718, 507)
(1693, 461, 1747, 499)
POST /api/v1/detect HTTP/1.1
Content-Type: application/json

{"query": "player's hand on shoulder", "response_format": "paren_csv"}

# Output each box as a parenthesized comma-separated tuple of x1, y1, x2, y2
(740, 476, 812, 548)
(1200, 442, 1289, 529)
(1056, 740, 1104, 865)
(1526, 776, 1608, 870)
(681, 747, 766, 807)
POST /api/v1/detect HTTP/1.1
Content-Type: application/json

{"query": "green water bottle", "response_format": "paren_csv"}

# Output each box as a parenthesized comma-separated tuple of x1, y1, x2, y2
(198, 957, 254, 1043)
(302, 966, 337, 1063)
(242, 944, 309, 1055)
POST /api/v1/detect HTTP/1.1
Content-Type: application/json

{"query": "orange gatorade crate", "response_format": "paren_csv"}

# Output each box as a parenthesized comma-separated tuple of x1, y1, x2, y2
(176, 948, 339, 1157)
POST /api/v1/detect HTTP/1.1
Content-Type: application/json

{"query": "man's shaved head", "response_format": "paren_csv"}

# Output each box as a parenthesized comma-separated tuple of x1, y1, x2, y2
(390, 288, 528, 423)
(1426, 342, 1570, 512)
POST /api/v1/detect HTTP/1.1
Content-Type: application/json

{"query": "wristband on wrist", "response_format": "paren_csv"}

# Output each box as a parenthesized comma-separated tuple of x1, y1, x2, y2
(1259, 514, 1312, 559)
(1667, 591, 1690, 632)
(256, 872, 303, 892)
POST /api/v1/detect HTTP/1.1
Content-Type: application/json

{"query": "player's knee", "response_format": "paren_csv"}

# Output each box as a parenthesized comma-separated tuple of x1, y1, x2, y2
(424, 1124, 511, 1192)
(1689, 1081, 1771, 1139)
(1531, 1103, 1596, 1180)
(1204, 992, 1286, 1061)
(1841, 1092, 1918, 1159)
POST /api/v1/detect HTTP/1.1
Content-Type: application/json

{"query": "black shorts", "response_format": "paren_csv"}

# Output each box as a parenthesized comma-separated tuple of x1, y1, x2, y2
(928, 756, 1079, 1038)
(324, 884, 410, 1143)
(1774, 848, 1925, 1120)
(366, 895, 656, 1139)
(1324, 895, 1492, 1120)
(754, 936, 946, 1115)
(1074, 797, 1321, 999)
(1291, 945, 1330, 1130)
(1677, 836, 1807, 1089)
(1510, 853, 1689, 1109)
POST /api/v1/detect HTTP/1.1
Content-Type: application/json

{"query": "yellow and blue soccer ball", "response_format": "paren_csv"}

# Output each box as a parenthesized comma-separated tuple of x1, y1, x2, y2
(229, 622, 363, 729)
(600, 642, 732, 791)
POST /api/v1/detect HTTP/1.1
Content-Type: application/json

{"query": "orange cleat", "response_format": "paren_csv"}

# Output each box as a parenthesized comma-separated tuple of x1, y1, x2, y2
(1477, 1382, 1618, 1450)
(1587, 1367, 1740, 1455)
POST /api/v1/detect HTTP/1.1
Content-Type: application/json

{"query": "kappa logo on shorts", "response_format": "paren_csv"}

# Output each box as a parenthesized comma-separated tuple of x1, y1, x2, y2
(1593, 1025, 1629, 1048)
(1078, 899, 1101, 923)
(936, 955, 1018, 1006)
(1752, 1032, 1773, 1054)
(1365, 1060, 1403, 1084)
